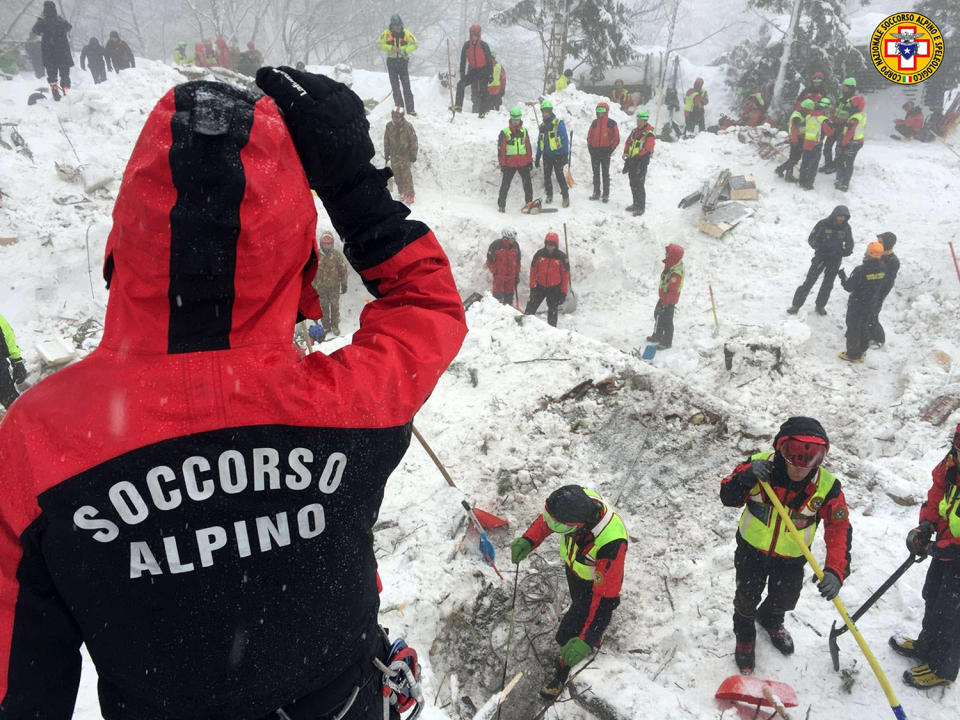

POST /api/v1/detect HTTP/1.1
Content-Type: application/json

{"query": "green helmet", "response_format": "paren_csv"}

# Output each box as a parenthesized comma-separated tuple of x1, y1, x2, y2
(509, 107, 522, 119)
(843, 77, 857, 87)
(540, 99, 553, 110)
(637, 109, 650, 120)
(177, 41, 186, 48)
(595, 104, 607, 114)
(819, 97, 832, 108)
(800, 98, 816, 111)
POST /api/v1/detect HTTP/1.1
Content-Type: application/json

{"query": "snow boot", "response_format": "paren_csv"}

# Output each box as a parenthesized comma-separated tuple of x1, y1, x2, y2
(50, 84, 61, 101)
(820, 162, 836, 174)
(834, 182, 849, 192)
(784, 170, 798, 183)
(735, 641, 755, 675)
(498, 204, 505, 213)
(786, 305, 799, 315)
(889, 636, 922, 659)
(602, 196, 609, 203)
(633, 208, 644, 217)
(562, 196, 570, 208)
(407, 111, 417, 117)
(539, 661, 570, 699)
(646, 335, 659, 343)
(904, 664, 951, 689)
(838, 351, 863, 363)
(765, 625, 795, 655)
(545, 193, 553, 204)
(625, 204, 637, 212)
(589, 192, 600, 201)
(815, 306, 827, 316)
(775, 164, 786, 178)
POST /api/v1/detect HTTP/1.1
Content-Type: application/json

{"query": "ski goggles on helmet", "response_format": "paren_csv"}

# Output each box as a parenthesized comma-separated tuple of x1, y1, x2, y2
(543, 509, 579, 534)
(776, 435, 828, 470)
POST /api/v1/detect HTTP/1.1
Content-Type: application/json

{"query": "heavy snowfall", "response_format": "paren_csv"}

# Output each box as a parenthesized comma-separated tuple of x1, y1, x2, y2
(0, 1, 959, 719)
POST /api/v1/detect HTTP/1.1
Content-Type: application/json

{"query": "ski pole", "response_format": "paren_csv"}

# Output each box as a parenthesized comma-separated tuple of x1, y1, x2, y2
(759, 479, 907, 720)
(495, 564, 521, 720)
(949, 241, 960, 287)
(708, 283, 719, 335)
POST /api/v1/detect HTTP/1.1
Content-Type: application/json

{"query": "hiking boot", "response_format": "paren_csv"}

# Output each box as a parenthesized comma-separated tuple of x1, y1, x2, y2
(646, 335, 659, 343)
(562, 197, 570, 208)
(904, 664, 952, 689)
(657, 341, 671, 349)
(784, 170, 797, 183)
(407, 111, 417, 117)
(602, 196, 609, 203)
(50, 84, 61, 101)
(625, 204, 637, 212)
(786, 305, 799, 315)
(800, 183, 814, 191)
(633, 208, 645, 217)
(834, 182, 849, 192)
(545, 194, 553, 204)
(815, 306, 827, 316)
(589, 193, 600, 201)
(820, 163, 836, 174)
(775, 165, 785, 177)
(735, 641, 755, 675)
(765, 625, 794, 655)
(539, 662, 570, 699)
(889, 636, 922, 659)
(838, 351, 863, 363)
(498, 205, 505, 213)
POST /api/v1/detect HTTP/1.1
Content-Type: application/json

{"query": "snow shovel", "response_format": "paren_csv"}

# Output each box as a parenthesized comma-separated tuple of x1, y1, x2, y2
(561, 223, 578, 314)
(758, 479, 909, 720)
(829, 552, 927, 671)
(565, 132, 576, 187)
(715, 675, 797, 710)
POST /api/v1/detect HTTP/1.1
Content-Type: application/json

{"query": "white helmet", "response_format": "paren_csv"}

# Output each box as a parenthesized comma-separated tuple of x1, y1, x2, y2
(501, 227, 517, 239)
(392, 106, 405, 116)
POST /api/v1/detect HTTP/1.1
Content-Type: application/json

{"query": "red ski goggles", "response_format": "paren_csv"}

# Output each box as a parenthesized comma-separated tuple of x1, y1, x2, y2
(776, 435, 828, 470)
(543, 509, 580, 535)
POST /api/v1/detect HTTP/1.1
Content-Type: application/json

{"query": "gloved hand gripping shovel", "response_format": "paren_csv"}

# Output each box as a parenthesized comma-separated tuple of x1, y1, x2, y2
(829, 552, 927, 671)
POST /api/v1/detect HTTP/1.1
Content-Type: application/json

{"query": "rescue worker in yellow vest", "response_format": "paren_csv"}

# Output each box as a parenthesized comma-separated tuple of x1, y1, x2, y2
(834, 95, 866, 192)
(172, 41, 192, 66)
(893, 424, 960, 689)
(534, 99, 570, 207)
(622, 109, 655, 216)
(647, 244, 683, 349)
(775, 100, 812, 183)
(0, 313, 27, 410)
(377, 14, 417, 115)
(511, 486, 627, 698)
(798, 100, 828, 190)
(683, 77, 708, 135)
(720, 417, 852, 674)
(497, 107, 534, 212)
(487, 51, 506, 111)
(820, 77, 857, 174)
(555, 68, 572, 92)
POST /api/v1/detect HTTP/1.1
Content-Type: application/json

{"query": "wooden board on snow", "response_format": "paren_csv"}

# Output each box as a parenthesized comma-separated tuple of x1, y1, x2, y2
(699, 202, 755, 238)
(36, 337, 77, 367)
(922, 395, 960, 425)
(728, 174, 759, 200)
(0, 236, 18, 246)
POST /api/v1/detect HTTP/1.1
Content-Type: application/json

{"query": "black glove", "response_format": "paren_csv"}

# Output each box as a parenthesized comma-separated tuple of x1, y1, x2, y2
(255, 66, 374, 197)
(10, 358, 26, 384)
(340, 283, 347, 295)
(818, 569, 842, 600)
(838, 268, 847, 281)
(906, 520, 936, 556)
(559, 293, 567, 305)
(750, 458, 774, 484)
(534, 158, 541, 169)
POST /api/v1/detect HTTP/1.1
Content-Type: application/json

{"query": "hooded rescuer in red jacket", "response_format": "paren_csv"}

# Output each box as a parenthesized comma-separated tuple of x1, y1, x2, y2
(0, 70, 466, 720)
(486, 227, 522, 305)
(647, 244, 683, 349)
(524, 232, 569, 327)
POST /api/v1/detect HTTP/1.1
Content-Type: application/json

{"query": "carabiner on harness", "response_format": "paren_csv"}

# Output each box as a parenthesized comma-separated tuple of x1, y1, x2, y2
(374, 637, 423, 720)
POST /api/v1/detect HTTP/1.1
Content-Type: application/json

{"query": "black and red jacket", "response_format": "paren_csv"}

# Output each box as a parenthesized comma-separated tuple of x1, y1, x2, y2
(920, 450, 960, 560)
(529, 248, 570, 292)
(586, 103, 620, 153)
(0, 82, 466, 720)
(486, 238, 522, 294)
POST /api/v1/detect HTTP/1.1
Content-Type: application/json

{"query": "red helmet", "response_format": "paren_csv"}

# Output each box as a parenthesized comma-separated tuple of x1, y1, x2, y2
(694, 77, 704, 89)
(851, 95, 866, 112)
(544, 232, 559, 246)
(812, 71, 825, 82)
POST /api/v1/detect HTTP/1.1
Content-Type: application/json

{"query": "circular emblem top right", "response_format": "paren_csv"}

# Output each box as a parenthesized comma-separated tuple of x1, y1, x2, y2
(870, 12, 944, 85)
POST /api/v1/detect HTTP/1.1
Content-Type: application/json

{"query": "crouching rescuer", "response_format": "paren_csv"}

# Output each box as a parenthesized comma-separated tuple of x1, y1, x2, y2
(720, 417, 852, 674)
(510, 486, 627, 698)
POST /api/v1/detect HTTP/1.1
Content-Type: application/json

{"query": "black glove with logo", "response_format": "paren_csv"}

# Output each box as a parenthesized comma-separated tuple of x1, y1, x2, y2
(10, 358, 27, 384)
(906, 520, 935, 556)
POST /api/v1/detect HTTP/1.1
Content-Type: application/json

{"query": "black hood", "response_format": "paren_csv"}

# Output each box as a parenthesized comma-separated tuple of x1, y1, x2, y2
(42, 1, 57, 18)
(829, 205, 850, 223)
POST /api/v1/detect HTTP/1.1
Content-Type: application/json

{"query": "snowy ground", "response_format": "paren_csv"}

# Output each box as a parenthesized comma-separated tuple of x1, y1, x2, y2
(2, 59, 960, 719)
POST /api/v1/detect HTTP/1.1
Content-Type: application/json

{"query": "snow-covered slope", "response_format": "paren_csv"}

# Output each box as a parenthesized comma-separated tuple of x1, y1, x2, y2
(1, 60, 959, 720)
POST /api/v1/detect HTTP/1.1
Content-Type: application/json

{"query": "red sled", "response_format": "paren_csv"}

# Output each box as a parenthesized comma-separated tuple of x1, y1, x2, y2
(715, 675, 798, 708)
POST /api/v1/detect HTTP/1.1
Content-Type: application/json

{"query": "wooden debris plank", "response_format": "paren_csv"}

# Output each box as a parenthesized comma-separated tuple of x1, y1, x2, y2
(922, 395, 959, 425)
(728, 174, 759, 200)
(699, 202, 754, 238)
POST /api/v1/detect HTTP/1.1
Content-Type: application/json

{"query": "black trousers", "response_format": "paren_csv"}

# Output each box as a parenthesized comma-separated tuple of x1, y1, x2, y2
(835, 142, 861, 186)
(525, 284, 561, 327)
(385, 57, 414, 113)
(845, 301, 872, 359)
(556, 568, 595, 647)
(91, 67, 106, 83)
(498, 166, 533, 209)
(0, 363, 19, 409)
(455, 67, 489, 113)
(798, 145, 822, 187)
(46, 63, 71, 88)
(589, 148, 612, 198)
(792, 254, 841, 311)
(628, 156, 650, 209)
(652, 302, 675, 347)
(685, 109, 705, 133)
(542, 154, 568, 200)
(733, 539, 805, 642)
(776, 143, 802, 175)
(493, 289, 515, 305)
(916, 559, 960, 681)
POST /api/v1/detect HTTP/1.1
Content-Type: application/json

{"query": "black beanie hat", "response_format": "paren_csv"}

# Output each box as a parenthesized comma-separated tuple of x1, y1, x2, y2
(545, 485, 598, 524)
(774, 416, 829, 449)
(878, 231, 897, 250)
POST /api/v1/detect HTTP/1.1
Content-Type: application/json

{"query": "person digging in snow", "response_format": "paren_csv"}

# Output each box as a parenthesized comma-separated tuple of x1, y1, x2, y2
(647, 244, 683, 349)
(587, 101, 620, 203)
(721, 417, 852, 674)
(838, 241, 887, 363)
(892, 424, 960, 689)
(622, 109, 655, 216)
(383, 106, 418, 203)
(511, 486, 627, 698)
(524, 232, 569, 327)
(497, 107, 534, 213)
(312, 232, 349, 337)
(864, 232, 899, 348)
(787, 205, 853, 316)
(31, 1, 73, 100)
(0, 313, 27, 410)
(486, 227, 522, 306)
(534, 100, 570, 208)
(0, 71, 466, 719)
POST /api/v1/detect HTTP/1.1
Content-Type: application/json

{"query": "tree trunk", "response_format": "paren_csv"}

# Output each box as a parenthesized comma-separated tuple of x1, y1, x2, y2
(771, 0, 804, 123)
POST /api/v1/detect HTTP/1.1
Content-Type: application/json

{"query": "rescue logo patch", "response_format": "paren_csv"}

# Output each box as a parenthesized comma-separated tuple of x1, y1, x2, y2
(832, 506, 849, 523)
(870, 12, 944, 85)
(808, 496, 824, 512)
(594, 571, 604, 585)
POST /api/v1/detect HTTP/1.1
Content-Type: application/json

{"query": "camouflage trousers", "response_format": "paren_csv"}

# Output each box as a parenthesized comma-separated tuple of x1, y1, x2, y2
(391, 159, 414, 198)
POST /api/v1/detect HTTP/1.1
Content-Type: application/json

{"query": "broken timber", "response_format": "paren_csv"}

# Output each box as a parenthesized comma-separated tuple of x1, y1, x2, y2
(699, 202, 755, 238)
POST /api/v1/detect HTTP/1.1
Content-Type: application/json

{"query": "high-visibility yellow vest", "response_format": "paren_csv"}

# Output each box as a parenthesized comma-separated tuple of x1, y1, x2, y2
(738, 451, 837, 557)
(684, 90, 700, 112)
(558, 489, 628, 581)
(847, 112, 866, 141)
(489, 62, 503, 90)
(539, 117, 563, 153)
(503, 127, 528, 156)
(377, 29, 418, 58)
(835, 97, 855, 122)
(660, 261, 684, 293)
(555, 75, 569, 92)
(940, 478, 960, 538)
(0, 313, 21, 361)
(804, 113, 826, 143)
(627, 128, 655, 157)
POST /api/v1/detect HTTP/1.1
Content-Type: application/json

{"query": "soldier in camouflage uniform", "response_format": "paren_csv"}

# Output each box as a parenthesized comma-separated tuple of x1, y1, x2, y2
(313, 232, 349, 336)
(384, 106, 419, 203)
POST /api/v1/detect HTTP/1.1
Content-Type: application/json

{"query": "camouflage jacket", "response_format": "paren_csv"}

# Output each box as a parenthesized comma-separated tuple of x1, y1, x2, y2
(313, 248, 349, 291)
(384, 119, 418, 164)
